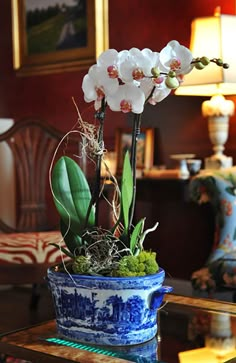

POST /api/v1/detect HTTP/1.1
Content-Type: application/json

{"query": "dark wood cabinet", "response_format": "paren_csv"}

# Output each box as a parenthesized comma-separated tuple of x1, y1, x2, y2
(135, 178, 215, 280)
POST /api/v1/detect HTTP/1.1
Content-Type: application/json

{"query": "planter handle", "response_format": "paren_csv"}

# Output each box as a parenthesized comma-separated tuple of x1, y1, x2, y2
(150, 285, 173, 310)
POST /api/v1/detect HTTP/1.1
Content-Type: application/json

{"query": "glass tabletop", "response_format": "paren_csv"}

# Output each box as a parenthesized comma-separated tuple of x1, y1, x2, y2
(160, 294, 236, 363)
(1, 294, 236, 363)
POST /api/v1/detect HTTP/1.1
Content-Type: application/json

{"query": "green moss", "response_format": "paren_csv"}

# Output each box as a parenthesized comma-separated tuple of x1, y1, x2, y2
(113, 251, 159, 277)
(72, 256, 91, 274)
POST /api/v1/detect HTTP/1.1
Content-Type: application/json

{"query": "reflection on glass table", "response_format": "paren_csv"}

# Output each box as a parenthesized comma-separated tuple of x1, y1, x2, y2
(160, 294, 236, 363)
(1, 294, 236, 363)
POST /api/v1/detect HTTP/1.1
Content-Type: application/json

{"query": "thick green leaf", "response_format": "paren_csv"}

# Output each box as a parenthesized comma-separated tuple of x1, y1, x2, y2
(52, 156, 95, 235)
(130, 218, 145, 253)
(60, 219, 82, 255)
(50, 243, 74, 259)
(120, 152, 133, 231)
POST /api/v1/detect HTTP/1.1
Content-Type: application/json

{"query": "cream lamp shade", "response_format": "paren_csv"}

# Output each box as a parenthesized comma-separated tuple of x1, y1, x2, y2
(175, 8, 236, 169)
(175, 9, 236, 96)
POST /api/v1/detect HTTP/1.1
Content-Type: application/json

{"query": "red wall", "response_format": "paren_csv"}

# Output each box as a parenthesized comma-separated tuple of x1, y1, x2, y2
(1, 0, 235, 150)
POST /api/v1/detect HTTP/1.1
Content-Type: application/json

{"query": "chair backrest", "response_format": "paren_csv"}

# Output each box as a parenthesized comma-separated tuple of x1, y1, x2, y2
(0, 118, 64, 233)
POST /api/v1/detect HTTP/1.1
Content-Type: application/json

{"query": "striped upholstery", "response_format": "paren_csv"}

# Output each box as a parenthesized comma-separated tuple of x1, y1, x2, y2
(0, 231, 65, 265)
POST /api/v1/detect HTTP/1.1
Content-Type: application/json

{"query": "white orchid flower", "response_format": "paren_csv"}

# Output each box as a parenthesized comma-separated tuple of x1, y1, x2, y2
(139, 78, 155, 100)
(119, 48, 160, 83)
(159, 40, 193, 75)
(82, 42, 222, 112)
(107, 83, 145, 114)
(148, 84, 172, 105)
(82, 64, 119, 110)
(97, 49, 120, 79)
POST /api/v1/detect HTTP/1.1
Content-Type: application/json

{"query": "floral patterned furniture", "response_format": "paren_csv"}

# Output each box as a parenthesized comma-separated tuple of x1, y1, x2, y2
(189, 168, 236, 293)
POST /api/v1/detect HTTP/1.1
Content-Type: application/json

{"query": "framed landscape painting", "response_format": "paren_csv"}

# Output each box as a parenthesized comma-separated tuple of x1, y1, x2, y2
(11, 0, 109, 76)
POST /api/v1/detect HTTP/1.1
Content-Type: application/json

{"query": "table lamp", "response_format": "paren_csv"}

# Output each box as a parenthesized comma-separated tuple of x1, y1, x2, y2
(175, 7, 236, 169)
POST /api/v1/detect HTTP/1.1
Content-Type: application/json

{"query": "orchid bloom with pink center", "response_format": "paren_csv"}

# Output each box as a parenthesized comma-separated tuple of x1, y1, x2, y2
(139, 72, 171, 105)
(107, 83, 145, 114)
(139, 77, 171, 105)
(119, 47, 159, 83)
(97, 49, 120, 79)
(159, 40, 193, 76)
(81, 41, 208, 112)
(82, 64, 119, 110)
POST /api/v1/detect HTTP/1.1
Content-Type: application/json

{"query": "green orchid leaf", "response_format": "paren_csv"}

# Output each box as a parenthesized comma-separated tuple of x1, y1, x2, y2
(52, 156, 95, 235)
(120, 151, 133, 231)
(130, 218, 145, 254)
(60, 219, 82, 255)
(50, 243, 74, 259)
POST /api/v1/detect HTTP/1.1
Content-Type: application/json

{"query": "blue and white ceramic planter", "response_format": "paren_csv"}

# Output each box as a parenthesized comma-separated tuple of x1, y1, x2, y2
(47, 267, 172, 346)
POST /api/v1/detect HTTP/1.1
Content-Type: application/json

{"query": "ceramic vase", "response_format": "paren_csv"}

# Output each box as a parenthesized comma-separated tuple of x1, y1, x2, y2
(47, 267, 172, 346)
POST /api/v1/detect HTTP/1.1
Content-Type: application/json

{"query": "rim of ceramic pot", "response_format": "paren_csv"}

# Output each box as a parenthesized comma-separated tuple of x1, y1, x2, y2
(47, 265, 165, 281)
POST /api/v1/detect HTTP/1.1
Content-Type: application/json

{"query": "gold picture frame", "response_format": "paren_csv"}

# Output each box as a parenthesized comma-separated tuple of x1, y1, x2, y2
(11, 0, 109, 76)
(115, 128, 155, 174)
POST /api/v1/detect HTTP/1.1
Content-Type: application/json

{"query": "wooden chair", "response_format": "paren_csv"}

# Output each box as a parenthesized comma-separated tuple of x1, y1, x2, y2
(0, 118, 67, 308)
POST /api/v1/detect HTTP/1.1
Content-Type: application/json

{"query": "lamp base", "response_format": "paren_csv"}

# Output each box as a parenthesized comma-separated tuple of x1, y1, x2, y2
(204, 155, 233, 170)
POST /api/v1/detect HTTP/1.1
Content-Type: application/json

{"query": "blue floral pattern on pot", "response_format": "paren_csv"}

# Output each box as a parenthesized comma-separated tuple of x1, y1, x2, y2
(47, 267, 172, 346)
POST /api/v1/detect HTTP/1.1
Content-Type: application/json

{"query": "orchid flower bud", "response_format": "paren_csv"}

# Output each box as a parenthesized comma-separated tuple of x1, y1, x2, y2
(216, 58, 223, 66)
(195, 62, 205, 70)
(165, 76, 179, 89)
(200, 56, 210, 66)
(168, 70, 176, 78)
(151, 67, 160, 78)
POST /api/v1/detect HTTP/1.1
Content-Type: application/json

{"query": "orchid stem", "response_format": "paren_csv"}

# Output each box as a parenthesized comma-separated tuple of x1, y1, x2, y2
(128, 113, 142, 234)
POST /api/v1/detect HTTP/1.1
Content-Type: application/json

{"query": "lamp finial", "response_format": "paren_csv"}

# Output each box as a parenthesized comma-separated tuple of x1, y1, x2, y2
(214, 6, 221, 16)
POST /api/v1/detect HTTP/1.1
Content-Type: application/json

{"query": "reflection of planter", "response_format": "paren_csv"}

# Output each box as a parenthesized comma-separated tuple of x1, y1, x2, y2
(47, 267, 172, 346)
(112, 335, 159, 360)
